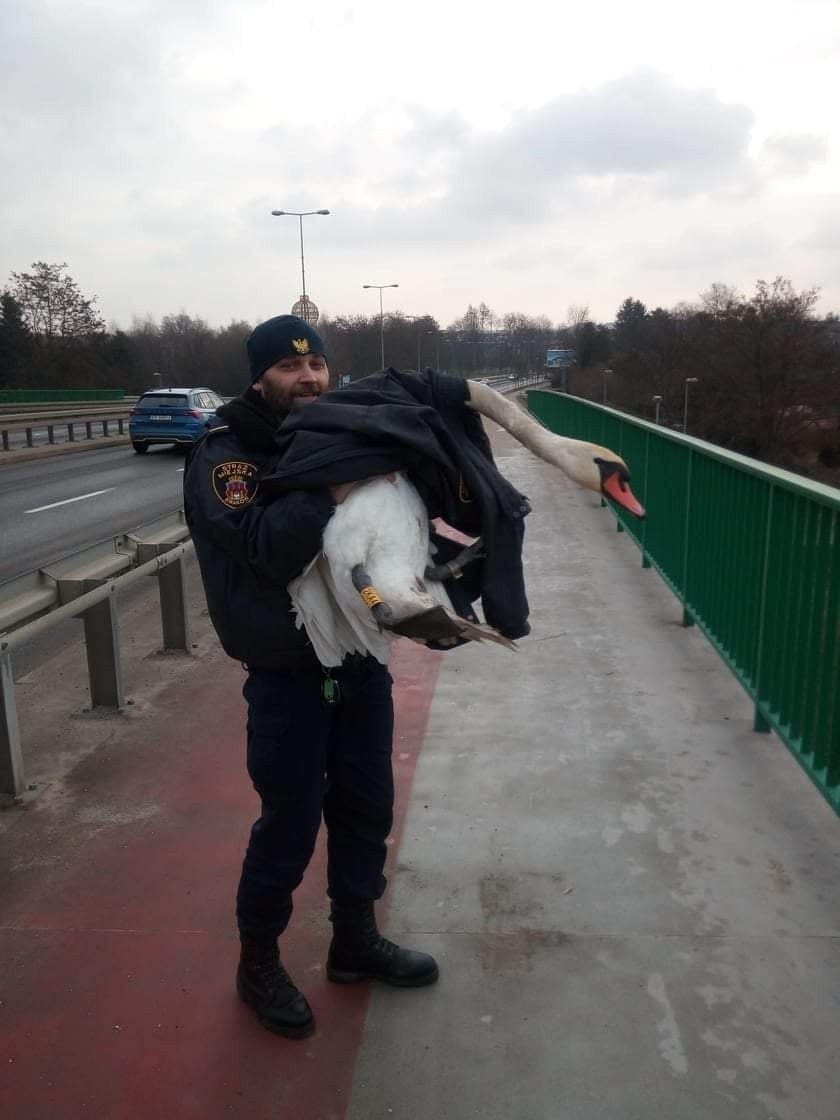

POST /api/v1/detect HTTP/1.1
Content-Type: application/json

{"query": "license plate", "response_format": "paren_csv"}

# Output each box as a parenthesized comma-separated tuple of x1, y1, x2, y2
(149, 415, 172, 421)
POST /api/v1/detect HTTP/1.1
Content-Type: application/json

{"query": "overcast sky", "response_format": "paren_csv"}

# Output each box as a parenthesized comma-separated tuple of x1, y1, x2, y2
(2, 0, 838, 332)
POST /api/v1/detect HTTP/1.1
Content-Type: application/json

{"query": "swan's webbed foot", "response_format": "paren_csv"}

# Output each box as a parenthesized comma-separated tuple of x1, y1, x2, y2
(384, 605, 467, 642)
(424, 538, 485, 582)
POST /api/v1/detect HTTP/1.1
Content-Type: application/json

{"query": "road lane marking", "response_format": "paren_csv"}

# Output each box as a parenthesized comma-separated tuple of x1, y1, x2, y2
(25, 488, 115, 514)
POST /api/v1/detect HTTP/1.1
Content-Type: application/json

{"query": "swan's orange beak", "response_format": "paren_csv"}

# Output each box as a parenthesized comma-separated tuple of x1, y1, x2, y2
(602, 472, 646, 519)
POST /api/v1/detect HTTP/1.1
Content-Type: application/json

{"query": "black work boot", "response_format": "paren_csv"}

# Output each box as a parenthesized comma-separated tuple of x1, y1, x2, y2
(326, 902, 439, 987)
(237, 938, 315, 1038)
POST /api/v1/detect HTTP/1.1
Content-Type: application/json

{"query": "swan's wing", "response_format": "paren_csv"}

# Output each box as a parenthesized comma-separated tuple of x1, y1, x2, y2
(288, 560, 384, 667)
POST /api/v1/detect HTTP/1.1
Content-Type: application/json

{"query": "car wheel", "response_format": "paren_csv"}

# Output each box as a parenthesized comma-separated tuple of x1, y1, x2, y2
(132, 441, 149, 454)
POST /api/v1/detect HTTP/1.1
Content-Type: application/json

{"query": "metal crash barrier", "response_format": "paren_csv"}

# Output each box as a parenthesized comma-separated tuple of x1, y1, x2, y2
(0, 406, 131, 452)
(0, 512, 193, 801)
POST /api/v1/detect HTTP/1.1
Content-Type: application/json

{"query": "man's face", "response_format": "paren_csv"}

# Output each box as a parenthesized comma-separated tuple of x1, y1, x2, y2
(255, 353, 330, 414)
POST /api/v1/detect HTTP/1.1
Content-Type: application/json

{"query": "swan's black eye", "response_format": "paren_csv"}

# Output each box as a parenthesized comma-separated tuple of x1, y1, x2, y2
(594, 458, 631, 492)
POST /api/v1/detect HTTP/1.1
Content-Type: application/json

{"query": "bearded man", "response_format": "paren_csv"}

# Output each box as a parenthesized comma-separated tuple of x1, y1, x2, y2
(183, 315, 438, 1040)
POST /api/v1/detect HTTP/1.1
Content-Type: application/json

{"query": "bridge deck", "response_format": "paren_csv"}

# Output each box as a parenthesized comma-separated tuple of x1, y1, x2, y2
(2, 425, 838, 1120)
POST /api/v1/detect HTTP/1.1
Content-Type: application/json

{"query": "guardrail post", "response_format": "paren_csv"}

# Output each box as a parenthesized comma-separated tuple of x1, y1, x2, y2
(158, 556, 191, 652)
(0, 647, 25, 799)
(47, 424, 55, 444)
(68, 422, 75, 442)
(26, 426, 34, 447)
(2, 430, 8, 451)
(751, 486, 776, 734)
(82, 593, 125, 708)
(103, 419, 109, 436)
(86, 421, 93, 440)
(681, 450, 695, 627)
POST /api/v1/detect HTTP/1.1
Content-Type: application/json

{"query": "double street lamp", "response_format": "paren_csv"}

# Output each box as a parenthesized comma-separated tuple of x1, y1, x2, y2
(363, 283, 399, 368)
(683, 377, 699, 434)
(270, 208, 330, 320)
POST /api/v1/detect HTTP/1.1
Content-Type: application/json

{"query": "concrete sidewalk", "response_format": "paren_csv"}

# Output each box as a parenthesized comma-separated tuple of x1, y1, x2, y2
(1, 424, 839, 1119)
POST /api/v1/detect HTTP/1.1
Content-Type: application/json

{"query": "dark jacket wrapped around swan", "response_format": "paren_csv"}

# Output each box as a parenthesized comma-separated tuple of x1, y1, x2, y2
(263, 368, 532, 642)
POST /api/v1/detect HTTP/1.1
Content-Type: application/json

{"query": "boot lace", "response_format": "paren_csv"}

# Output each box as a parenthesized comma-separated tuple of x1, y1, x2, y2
(371, 934, 398, 959)
(248, 952, 294, 996)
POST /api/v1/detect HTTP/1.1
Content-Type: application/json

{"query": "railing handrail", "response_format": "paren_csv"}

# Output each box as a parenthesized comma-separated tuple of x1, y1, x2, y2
(1, 539, 193, 654)
(571, 394, 840, 507)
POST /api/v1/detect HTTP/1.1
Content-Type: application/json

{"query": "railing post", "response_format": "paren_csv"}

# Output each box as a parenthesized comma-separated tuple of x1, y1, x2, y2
(0, 646, 25, 799)
(2, 429, 8, 451)
(158, 557, 191, 652)
(82, 593, 124, 708)
(68, 422, 75, 441)
(47, 424, 55, 444)
(681, 450, 694, 626)
(26, 426, 34, 447)
(86, 421, 93, 440)
(751, 486, 776, 734)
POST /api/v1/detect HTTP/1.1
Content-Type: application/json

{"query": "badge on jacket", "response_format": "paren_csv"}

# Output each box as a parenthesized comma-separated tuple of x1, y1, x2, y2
(212, 461, 259, 508)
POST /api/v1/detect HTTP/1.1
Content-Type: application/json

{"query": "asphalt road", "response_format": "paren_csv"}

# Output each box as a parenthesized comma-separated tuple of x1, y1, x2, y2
(0, 444, 188, 584)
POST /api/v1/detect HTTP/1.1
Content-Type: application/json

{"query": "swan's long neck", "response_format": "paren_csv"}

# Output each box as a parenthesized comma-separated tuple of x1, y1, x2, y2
(466, 380, 591, 481)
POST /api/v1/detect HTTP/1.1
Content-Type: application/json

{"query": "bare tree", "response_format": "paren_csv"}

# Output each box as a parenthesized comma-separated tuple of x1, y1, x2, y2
(9, 262, 105, 338)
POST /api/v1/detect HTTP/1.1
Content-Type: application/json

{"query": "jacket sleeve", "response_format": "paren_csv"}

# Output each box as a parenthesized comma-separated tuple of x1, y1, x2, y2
(183, 438, 336, 587)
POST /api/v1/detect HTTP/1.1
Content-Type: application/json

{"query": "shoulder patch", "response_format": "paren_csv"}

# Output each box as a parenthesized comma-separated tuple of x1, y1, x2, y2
(212, 460, 259, 508)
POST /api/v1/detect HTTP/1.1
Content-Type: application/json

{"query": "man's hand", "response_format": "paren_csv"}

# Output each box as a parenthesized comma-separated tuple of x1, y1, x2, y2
(330, 473, 398, 505)
(329, 481, 357, 505)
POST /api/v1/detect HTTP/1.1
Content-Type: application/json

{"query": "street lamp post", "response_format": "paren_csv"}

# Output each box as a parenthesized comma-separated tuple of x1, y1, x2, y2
(602, 367, 613, 405)
(406, 316, 424, 371)
(683, 377, 699, 433)
(425, 330, 440, 369)
(270, 208, 330, 320)
(363, 283, 399, 368)
(652, 394, 663, 424)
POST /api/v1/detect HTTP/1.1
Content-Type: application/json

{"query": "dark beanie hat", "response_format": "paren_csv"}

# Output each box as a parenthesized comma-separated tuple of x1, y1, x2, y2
(246, 315, 327, 382)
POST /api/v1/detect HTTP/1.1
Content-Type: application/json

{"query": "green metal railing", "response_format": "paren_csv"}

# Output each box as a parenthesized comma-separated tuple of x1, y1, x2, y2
(0, 389, 124, 403)
(528, 389, 840, 815)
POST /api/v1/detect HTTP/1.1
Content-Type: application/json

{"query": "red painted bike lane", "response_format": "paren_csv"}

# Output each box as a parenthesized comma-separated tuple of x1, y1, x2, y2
(0, 641, 442, 1119)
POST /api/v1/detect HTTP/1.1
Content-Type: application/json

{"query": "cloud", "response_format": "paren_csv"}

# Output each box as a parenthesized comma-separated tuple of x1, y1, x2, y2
(799, 212, 840, 251)
(759, 132, 829, 176)
(455, 70, 754, 195)
(240, 69, 756, 248)
(2, 2, 837, 328)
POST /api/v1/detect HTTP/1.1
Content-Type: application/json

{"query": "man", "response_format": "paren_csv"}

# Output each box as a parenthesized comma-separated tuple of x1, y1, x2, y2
(183, 315, 438, 1040)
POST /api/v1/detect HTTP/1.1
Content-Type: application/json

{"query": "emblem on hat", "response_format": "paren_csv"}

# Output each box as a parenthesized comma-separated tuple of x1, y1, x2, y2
(292, 337, 310, 354)
(212, 460, 259, 508)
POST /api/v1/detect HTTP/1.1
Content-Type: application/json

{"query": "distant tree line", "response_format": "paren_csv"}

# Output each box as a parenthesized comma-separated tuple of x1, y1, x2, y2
(2, 262, 839, 478)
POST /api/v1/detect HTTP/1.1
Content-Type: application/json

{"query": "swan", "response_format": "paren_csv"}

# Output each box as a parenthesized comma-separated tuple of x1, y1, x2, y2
(288, 380, 645, 667)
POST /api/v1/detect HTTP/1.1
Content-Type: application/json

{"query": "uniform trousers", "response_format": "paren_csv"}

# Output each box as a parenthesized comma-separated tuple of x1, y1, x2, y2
(235, 656, 395, 942)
